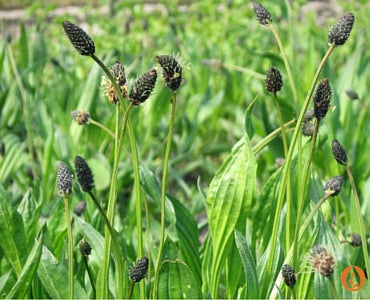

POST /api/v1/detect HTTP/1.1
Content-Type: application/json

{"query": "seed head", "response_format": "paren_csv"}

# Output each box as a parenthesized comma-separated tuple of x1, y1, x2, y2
(75, 156, 94, 192)
(310, 245, 335, 277)
(282, 264, 297, 288)
(328, 12, 355, 47)
(345, 90, 359, 100)
(79, 238, 92, 256)
(156, 55, 183, 92)
(302, 122, 315, 137)
(62, 21, 95, 56)
(253, 2, 272, 25)
(324, 175, 344, 196)
(332, 139, 347, 165)
(304, 110, 315, 123)
(129, 257, 149, 282)
(313, 78, 331, 120)
(129, 69, 157, 106)
(71, 110, 90, 125)
(265, 66, 283, 94)
(57, 162, 73, 197)
(350, 233, 361, 247)
(74, 201, 87, 216)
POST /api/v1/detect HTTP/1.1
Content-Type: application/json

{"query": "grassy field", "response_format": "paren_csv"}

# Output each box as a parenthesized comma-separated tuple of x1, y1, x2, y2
(1, 0, 369, 298)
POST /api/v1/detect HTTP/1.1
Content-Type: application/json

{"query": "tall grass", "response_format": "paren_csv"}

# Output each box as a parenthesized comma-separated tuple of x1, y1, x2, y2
(0, 1, 369, 299)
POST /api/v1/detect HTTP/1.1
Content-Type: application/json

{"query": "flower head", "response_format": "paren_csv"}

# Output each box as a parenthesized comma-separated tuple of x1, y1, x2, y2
(129, 69, 157, 105)
(156, 55, 183, 92)
(328, 12, 355, 46)
(310, 245, 335, 277)
(313, 78, 331, 120)
(75, 156, 94, 192)
(324, 175, 344, 196)
(332, 139, 347, 165)
(57, 162, 73, 197)
(71, 110, 90, 125)
(282, 264, 297, 288)
(101, 61, 128, 104)
(129, 257, 149, 282)
(74, 201, 87, 216)
(253, 2, 272, 25)
(265, 66, 283, 94)
(79, 238, 92, 256)
(62, 21, 95, 56)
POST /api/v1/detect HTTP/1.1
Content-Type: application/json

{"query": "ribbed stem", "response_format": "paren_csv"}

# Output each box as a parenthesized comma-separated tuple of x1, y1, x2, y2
(153, 93, 177, 298)
(89, 118, 115, 138)
(328, 276, 339, 299)
(83, 255, 96, 298)
(63, 195, 74, 299)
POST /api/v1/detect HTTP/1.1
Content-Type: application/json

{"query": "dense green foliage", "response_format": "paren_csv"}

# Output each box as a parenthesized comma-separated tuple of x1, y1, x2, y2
(1, 0, 369, 298)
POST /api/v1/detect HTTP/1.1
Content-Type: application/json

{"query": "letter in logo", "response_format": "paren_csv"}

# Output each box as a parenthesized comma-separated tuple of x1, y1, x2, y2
(341, 266, 366, 292)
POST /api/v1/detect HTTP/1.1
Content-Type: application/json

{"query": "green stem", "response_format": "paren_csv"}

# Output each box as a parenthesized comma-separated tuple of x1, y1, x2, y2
(63, 195, 74, 299)
(126, 281, 135, 299)
(273, 94, 291, 249)
(328, 276, 339, 299)
(252, 119, 296, 154)
(83, 255, 96, 298)
(292, 120, 320, 267)
(153, 93, 177, 298)
(89, 118, 115, 138)
(266, 44, 335, 290)
(345, 165, 370, 291)
(290, 287, 296, 300)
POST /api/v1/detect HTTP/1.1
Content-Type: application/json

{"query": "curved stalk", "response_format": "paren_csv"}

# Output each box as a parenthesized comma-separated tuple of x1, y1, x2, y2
(153, 92, 177, 298)
(63, 195, 74, 299)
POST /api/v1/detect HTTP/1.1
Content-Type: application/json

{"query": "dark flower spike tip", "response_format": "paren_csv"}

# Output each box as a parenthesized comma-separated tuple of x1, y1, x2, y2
(74, 201, 87, 216)
(328, 12, 355, 46)
(62, 20, 95, 56)
(129, 257, 149, 282)
(129, 69, 157, 106)
(75, 156, 94, 192)
(350, 233, 362, 247)
(332, 139, 347, 165)
(253, 2, 272, 25)
(57, 162, 73, 196)
(156, 55, 183, 92)
(313, 78, 331, 120)
(282, 264, 297, 288)
(79, 238, 92, 256)
(324, 175, 344, 196)
(265, 66, 283, 94)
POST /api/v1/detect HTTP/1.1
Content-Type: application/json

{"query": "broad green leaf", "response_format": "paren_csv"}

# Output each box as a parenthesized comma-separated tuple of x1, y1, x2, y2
(168, 194, 201, 283)
(19, 23, 29, 68)
(204, 135, 257, 297)
(244, 96, 258, 138)
(0, 187, 28, 275)
(7, 228, 44, 298)
(234, 230, 259, 299)
(37, 246, 87, 299)
(158, 240, 202, 299)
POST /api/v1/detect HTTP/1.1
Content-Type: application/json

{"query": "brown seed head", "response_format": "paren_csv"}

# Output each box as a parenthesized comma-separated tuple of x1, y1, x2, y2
(129, 69, 157, 105)
(328, 12, 355, 46)
(71, 110, 90, 125)
(313, 78, 331, 119)
(310, 245, 335, 277)
(62, 21, 95, 56)
(253, 2, 272, 25)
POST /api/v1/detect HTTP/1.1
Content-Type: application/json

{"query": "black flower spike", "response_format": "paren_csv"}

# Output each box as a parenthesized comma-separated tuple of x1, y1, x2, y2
(265, 66, 283, 94)
(253, 2, 272, 25)
(129, 257, 149, 282)
(332, 139, 347, 165)
(324, 175, 344, 196)
(350, 233, 361, 247)
(75, 156, 94, 192)
(282, 264, 297, 288)
(156, 55, 183, 92)
(79, 238, 92, 256)
(62, 21, 95, 56)
(313, 78, 331, 120)
(71, 110, 90, 125)
(310, 245, 335, 277)
(74, 201, 87, 216)
(129, 69, 157, 105)
(328, 12, 355, 47)
(57, 162, 73, 197)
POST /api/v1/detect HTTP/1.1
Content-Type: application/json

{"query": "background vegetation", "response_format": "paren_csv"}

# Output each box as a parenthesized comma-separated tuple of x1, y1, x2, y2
(1, 0, 369, 298)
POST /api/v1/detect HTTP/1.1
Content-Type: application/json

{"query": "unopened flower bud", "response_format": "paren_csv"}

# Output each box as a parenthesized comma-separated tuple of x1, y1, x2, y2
(328, 12, 355, 47)
(253, 2, 272, 25)
(313, 78, 331, 120)
(332, 139, 347, 165)
(129, 69, 157, 105)
(129, 257, 149, 282)
(324, 175, 344, 196)
(156, 55, 183, 92)
(282, 264, 297, 288)
(57, 162, 73, 197)
(75, 156, 94, 192)
(62, 21, 95, 56)
(265, 66, 283, 94)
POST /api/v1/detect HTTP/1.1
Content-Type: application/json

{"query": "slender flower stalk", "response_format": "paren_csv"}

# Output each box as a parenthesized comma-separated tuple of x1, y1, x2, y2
(153, 55, 182, 298)
(57, 162, 74, 299)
